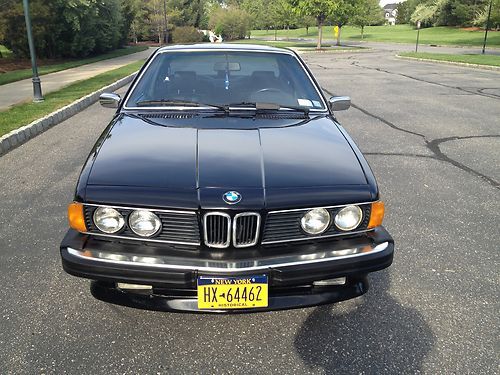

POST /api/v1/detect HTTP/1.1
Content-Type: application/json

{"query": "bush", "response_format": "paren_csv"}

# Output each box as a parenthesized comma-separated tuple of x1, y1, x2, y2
(0, 0, 130, 59)
(172, 26, 204, 44)
(209, 7, 251, 41)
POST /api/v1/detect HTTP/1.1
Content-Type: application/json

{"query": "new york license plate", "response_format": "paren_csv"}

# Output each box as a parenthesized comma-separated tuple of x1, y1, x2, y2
(197, 275, 268, 309)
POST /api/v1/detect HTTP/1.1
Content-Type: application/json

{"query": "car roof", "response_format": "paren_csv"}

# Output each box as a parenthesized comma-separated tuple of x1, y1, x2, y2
(156, 43, 294, 54)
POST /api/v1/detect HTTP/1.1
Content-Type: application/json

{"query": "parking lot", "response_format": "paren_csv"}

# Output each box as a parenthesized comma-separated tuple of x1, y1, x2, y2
(0, 49, 498, 374)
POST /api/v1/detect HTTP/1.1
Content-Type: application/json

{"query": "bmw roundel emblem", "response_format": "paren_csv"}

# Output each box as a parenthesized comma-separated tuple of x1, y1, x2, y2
(223, 191, 242, 204)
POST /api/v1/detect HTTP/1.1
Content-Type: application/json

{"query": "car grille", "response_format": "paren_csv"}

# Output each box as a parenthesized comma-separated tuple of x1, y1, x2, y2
(233, 213, 261, 248)
(83, 205, 200, 246)
(262, 204, 372, 245)
(203, 212, 231, 248)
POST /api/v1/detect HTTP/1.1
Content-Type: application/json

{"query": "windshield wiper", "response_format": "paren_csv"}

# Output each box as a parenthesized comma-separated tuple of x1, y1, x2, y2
(135, 99, 226, 111)
(228, 102, 310, 115)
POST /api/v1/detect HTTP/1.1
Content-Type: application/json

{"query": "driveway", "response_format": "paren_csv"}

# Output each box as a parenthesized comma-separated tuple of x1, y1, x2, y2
(0, 50, 498, 374)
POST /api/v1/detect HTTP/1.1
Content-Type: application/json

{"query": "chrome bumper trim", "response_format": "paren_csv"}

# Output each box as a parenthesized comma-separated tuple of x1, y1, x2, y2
(65, 241, 389, 273)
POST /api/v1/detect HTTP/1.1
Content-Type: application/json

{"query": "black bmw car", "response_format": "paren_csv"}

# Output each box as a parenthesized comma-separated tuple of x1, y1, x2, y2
(60, 44, 394, 313)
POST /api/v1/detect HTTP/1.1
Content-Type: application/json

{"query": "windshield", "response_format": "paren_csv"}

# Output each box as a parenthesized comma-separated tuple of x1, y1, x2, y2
(125, 51, 326, 110)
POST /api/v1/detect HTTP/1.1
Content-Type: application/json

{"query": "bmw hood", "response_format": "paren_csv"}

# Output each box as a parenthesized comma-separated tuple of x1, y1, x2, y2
(84, 115, 375, 209)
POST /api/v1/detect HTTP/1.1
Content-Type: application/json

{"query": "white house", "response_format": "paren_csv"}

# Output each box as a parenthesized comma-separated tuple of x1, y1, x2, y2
(379, 0, 406, 25)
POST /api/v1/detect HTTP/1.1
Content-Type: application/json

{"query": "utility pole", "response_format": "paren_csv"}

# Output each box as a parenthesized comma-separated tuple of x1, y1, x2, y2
(163, 0, 168, 45)
(482, 0, 493, 54)
(22, 0, 43, 102)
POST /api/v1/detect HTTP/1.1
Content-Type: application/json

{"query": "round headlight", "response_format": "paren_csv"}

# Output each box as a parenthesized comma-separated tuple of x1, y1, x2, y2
(93, 207, 125, 234)
(301, 208, 331, 235)
(334, 205, 363, 231)
(128, 210, 161, 237)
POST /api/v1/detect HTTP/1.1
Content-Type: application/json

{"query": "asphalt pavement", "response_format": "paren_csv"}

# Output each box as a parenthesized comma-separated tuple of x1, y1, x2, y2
(0, 49, 498, 374)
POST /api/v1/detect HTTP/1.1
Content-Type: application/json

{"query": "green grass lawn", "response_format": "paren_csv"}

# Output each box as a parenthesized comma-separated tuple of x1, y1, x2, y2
(399, 52, 500, 67)
(0, 45, 148, 86)
(251, 25, 500, 47)
(0, 60, 144, 137)
(230, 39, 363, 50)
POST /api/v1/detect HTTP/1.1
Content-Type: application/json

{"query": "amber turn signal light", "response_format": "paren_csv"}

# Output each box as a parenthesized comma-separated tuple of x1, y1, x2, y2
(68, 202, 87, 233)
(368, 201, 385, 228)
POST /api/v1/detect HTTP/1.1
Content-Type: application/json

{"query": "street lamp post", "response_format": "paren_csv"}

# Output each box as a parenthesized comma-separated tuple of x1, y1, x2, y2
(22, 0, 43, 102)
(482, 0, 493, 54)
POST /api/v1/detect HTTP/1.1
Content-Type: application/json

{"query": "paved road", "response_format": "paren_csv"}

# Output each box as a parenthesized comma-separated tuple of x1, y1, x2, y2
(0, 50, 498, 374)
(0, 48, 154, 111)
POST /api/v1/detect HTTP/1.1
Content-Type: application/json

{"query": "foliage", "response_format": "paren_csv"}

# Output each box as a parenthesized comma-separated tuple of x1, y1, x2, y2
(209, 6, 251, 40)
(330, 0, 359, 45)
(0, 0, 130, 59)
(404, 0, 491, 27)
(351, 0, 384, 38)
(290, 0, 339, 49)
(172, 26, 204, 43)
(474, 0, 500, 30)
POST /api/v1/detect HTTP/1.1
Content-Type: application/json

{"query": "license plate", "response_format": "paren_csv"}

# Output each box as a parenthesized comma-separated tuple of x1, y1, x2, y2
(197, 275, 268, 309)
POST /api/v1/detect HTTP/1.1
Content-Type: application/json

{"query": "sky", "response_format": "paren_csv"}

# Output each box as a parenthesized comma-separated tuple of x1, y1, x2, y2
(379, 0, 406, 6)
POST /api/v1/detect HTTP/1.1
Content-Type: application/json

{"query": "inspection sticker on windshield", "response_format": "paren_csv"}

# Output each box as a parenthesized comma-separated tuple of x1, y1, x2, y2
(197, 275, 268, 309)
(297, 98, 313, 107)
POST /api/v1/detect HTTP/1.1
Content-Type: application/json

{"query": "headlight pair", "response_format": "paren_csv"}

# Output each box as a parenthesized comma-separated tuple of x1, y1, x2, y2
(93, 207, 161, 237)
(300, 205, 363, 235)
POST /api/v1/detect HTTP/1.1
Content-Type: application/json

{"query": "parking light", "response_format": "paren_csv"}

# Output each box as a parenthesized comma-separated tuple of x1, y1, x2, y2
(368, 201, 385, 228)
(68, 202, 87, 233)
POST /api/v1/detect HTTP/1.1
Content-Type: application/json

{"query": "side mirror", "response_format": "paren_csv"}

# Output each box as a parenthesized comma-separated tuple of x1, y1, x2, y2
(328, 96, 351, 112)
(99, 93, 121, 108)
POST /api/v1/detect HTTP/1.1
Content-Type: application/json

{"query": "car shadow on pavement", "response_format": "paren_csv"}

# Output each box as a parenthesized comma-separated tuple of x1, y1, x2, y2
(294, 270, 436, 374)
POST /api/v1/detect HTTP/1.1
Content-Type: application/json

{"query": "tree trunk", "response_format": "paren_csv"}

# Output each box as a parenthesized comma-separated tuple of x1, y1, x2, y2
(306, 26, 309, 35)
(317, 20, 323, 50)
(286, 25, 289, 41)
(336, 25, 342, 46)
(274, 28, 277, 41)
(361, 26, 364, 40)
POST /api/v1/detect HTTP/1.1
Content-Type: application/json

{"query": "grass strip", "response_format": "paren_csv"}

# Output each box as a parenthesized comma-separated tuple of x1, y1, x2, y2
(0, 46, 148, 86)
(251, 25, 500, 47)
(0, 60, 144, 137)
(231, 39, 364, 51)
(399, 52, 500, 67)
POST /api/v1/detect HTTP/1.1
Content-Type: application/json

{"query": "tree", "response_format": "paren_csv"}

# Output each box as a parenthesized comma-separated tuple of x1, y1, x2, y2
(474, 0, 500, 30)
(269, 0, 299, 40)
(291, 0, 338, 49)
(351, 0, 384, 39)
(0, 0, 133, 59)
(331, 0, 358, 46)
(209, 5, 251, 40)
(300, 15, 317, 35)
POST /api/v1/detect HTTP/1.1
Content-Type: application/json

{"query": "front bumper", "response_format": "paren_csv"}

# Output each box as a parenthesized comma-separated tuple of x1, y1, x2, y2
(60, 227, 394, 312)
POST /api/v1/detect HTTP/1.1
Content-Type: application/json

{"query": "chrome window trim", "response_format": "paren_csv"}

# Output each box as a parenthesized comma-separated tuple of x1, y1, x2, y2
(233, 212, 261, 248)
(203, 212, 232, 249)
(65, 242, 389, 272)
(122, 49, 328, 112)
